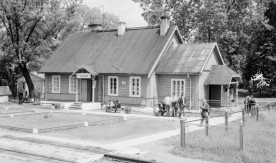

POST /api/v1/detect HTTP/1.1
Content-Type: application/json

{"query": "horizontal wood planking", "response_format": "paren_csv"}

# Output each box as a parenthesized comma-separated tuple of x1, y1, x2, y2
(156, 74, 196, 107)
(47, 93, 75, 101)
(97, 74, 147, 104)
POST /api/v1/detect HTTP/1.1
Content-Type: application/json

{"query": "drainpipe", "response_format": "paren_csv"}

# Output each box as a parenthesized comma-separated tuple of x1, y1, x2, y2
(187, 74, 192, 109)
(102, 75, 105, 103)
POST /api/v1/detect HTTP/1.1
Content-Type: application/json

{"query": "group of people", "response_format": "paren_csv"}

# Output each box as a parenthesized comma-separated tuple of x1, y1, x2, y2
(106, 100, 121, 113)
(244, 95, 256, 116)
(158, 93, 187, 118)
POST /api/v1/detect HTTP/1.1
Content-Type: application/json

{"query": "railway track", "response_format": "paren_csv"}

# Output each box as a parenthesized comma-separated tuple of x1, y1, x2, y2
(102, 154, 159, 163)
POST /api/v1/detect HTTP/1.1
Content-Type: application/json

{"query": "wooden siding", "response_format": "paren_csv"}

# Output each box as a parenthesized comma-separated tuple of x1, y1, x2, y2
(197, 72, 210, 109)
(45, 73, 75, 101)
(96, 74, 148, 106)
(156, 74, 196, 108)
(204, 52, 220, 71)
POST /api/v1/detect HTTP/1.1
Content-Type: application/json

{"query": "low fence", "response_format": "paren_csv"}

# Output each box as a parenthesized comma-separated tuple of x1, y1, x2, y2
(180, 101, 276, 150)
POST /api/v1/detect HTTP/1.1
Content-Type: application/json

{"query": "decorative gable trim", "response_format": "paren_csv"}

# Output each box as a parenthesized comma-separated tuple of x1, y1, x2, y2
(200, 43, 225, 73)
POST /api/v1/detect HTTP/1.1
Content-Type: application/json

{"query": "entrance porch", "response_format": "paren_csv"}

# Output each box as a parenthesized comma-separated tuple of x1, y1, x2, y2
(205, 65, 241, 108)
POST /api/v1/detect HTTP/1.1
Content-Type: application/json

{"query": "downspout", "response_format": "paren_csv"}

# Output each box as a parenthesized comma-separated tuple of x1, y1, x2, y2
(102, 75, 105, 103)
(187, 74, 192, 109)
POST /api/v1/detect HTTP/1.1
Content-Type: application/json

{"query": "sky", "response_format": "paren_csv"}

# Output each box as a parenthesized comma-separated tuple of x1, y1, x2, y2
(83, 0, 148, 27)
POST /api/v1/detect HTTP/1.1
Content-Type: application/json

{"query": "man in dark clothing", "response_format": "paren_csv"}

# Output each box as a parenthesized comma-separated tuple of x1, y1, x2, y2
(249, 95, 256, 117)
(178, 93, 186, 118)
(18, 89, 23, 105)
(158, 101, 166, 116)
(200, 99, 211, 126)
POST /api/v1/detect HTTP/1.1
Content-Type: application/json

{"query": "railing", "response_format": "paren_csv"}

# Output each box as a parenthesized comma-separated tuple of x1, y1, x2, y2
(180, 101, 276, 150)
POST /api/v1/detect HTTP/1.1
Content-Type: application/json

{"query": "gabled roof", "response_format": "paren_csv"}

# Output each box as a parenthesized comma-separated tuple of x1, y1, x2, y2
(71, 65, 98, 76)
(40, 26, 180, 74)
(204, 65, 241, 85)
(156, 43, 224, 74)
(0, 86, 12, 96)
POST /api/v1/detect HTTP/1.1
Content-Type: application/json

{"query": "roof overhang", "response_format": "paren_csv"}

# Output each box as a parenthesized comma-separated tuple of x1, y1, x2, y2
(205, 65, 242, 85)
(71, 65, 98, 77)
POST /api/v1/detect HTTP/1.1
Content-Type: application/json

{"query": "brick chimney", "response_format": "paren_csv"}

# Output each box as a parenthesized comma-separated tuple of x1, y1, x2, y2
(118, 22, 126, 36)
(160, 15, 170, 36)
(88, 24, 103, 32)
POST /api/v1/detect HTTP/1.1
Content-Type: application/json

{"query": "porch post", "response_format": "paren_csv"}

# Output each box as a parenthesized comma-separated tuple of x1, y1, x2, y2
(235, 83, 238, 107)
(76, 79, 78, 102)
(92, 77, 96, 103)
(227, 84, 230, 112)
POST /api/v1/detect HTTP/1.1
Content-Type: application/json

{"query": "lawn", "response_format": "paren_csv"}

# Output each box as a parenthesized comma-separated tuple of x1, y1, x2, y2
(44, 116, 180, 144)
(169, 110, 276, 163)
(0, 112, 122, 129)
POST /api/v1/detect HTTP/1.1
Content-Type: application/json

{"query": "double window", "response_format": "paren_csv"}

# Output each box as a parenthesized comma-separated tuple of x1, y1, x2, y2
(130, 76, 141, 97)
(52, 75, 60, 93)
(171, 79, 185, 97)
(69, 76, 77, 93)
(108, 76, 118, 96)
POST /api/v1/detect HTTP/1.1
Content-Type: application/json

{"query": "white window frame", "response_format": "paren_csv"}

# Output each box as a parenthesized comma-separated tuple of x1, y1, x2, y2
(171, 79, 185, 97)
(129, 76, 141, 97)
(52, 75, 60, 93)
(69, 76, 77, 94)
(108, 76, 118, 96)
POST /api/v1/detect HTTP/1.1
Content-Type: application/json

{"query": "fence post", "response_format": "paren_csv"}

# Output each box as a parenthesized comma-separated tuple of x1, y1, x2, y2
(180, 118, 186, 147)
(242, 107, 245, 126)
(225, 109, 228, 131)
(256, 104, 259, 122)
(205, 115, 209, 136)
(239, 121, 243, 150)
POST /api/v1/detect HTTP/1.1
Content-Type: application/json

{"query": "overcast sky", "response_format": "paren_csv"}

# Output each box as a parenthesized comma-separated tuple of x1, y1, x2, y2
(83, 0, 148, 27)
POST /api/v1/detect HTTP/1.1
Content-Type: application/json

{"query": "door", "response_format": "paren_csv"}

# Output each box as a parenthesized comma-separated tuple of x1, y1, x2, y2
(81, 80, 87, 102)
(209, 85, 221, 107)
(80, 79, 92, 102)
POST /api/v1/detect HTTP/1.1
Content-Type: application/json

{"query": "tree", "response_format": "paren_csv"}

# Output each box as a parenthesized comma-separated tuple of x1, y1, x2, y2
(243, 1, 276, 86)
(133, 0, 270, 74)
(0, 0, 82, 98)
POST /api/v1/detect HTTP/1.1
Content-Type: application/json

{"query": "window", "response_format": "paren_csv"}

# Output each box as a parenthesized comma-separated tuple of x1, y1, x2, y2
(108, 76, 118, 96)
(69, 76, 77, 93)
(130, 76, 141, 97)
(171, 79, 185, 97)
(52, 75, 60, 93)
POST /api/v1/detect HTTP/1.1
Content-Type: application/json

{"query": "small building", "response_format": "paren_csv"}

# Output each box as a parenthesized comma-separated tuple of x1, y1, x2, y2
(17, 72, 45, 100)
(40, 16, 241, 109)
(0, 86, 12, 103)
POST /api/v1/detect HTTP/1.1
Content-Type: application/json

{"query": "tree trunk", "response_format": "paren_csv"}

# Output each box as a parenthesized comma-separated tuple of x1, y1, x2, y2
(19, 63, 34, 99)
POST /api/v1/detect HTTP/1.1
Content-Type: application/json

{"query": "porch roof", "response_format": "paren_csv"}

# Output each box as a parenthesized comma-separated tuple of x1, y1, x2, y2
(71, 65, 98, 76)
(205, 65, 241, 85)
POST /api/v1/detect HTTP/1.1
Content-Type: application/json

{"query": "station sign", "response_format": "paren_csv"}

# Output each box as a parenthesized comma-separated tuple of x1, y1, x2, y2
(76, 73, 91, 79)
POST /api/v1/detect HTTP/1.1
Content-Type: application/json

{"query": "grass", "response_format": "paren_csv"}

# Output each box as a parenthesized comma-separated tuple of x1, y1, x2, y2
(0, 112, 121, 129)
(44, 116, 180, 143)
(170, 110, 276, 163)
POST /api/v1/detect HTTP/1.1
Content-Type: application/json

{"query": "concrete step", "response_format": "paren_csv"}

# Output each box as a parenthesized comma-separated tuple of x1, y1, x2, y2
(69, 103, 82, 110)
(0, 136, 103, 163)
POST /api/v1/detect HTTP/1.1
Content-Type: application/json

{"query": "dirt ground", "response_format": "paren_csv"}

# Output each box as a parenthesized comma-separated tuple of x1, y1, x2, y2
(44, 116, 180, 144)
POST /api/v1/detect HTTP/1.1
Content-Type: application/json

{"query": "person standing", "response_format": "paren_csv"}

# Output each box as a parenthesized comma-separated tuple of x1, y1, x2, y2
(249, 95, 256, 117)
(18, 89, 23, 105)
(200, 99, 211, 126)
(171, 93, 178, 117)
(178, 93, 186, 118)
(164, 95, 171, 117)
